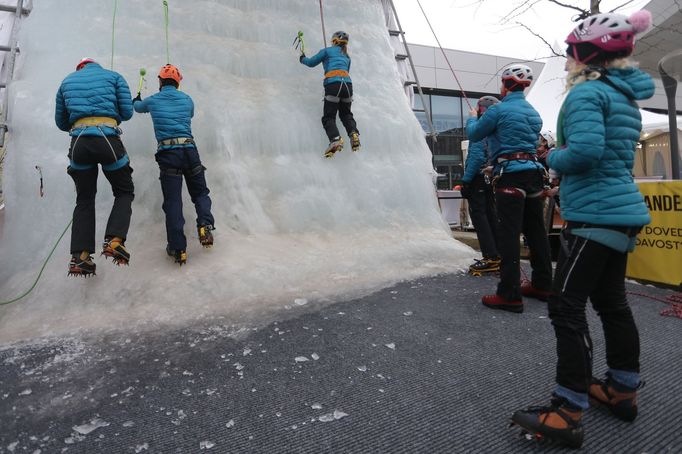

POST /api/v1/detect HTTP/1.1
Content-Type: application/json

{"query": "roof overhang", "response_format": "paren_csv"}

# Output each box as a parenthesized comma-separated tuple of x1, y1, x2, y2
(633, 1, 682, 81)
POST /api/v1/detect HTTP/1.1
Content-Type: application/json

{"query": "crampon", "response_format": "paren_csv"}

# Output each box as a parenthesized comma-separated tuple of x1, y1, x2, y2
(324, 137, 344, 158)
(198, 225, 214, 248)
(68, 253, 96, 278)
(167, 247, 187, 266)
(102, 237, 130, 266)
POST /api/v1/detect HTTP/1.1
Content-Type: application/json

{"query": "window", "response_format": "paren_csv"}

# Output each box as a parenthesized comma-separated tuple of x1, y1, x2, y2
(431, 95, 463, 134)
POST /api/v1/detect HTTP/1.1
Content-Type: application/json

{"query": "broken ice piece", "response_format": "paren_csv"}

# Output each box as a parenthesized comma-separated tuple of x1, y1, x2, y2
(384, 343, 396, 350)
(357, 366, 367, 372)
(294, 298, 308, 306)
(200, 440, 215, 449)
(122, 421, 134, 427)
(294, 356, 309, 362)
(225, 419, 235, 428)
(403, 311, 413, 316)
(18, 389, 32, 396)
(311, 403, 322, 409)
(311, 353, 320, 360)
(318, 410, 349, 422)
(134, 443, 149, 453)
(73, 418, 110, 435)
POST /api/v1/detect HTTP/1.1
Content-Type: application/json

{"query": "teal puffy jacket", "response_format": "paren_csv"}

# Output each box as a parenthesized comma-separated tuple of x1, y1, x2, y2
(463, 136, 498, 183)
(55, 63, 133, 137)
(300, 45, 352, 86)
(547, 67, 654, 227)
(466, 91, 544, 174)
(133, 85, 195, 147)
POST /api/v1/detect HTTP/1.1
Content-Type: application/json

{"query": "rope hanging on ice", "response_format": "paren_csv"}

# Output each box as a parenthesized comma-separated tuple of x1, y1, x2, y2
(163, 0, 170, 64)
(0, 221, 72, 306)
(35, 165, 43, 197)
(318, 0, 327, 47)
(110, 0, 118, 69)
(415, 0, 472, 109)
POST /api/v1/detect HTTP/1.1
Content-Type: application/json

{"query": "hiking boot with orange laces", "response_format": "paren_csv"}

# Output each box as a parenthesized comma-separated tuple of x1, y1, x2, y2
(512, 396, 584, 449)
(102, 236, 130, 266)
(589, 373, 641, 422)
(481, 294, 523, 313)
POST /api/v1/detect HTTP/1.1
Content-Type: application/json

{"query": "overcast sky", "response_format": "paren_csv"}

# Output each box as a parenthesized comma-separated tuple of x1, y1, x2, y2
(392, 0, 653, 61)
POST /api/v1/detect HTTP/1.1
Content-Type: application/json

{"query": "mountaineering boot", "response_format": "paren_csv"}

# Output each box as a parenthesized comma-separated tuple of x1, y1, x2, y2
(68, 251, 96, 277)
(469, 257, 501, 276)
(198, 225, 214, 248)
(511, 396, 584, 449)
(521, 279, 552, 302)
(350, 131, 361, 152)
(589, 373, 641, 422)
(102, 237, 130, 266)
(324, 136, 344, 158)
(481, 294, 523, 313)
(166, 246, 187, 266)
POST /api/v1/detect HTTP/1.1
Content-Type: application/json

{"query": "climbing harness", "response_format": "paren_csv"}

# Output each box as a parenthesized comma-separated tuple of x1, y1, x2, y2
(35, 165, 43, 197)
(71, 116, 118, 130)
(415, 0, 472, 109)
(163, 0, 171, 63)
(293, 31, 305, 55)
(111, 0, 118, 69)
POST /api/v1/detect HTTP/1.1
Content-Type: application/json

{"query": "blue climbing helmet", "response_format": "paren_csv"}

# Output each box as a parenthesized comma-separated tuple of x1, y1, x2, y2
(332, 31, 349, 46)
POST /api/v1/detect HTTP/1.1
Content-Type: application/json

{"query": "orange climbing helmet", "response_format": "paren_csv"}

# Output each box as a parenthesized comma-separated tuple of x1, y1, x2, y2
(158, 64, 183, 84)
(76, 58, 97, 71)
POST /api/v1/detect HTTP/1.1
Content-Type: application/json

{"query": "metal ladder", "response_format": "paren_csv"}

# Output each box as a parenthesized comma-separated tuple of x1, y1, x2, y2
(385, 0, 436, 140)
(0, 0, 31, 147)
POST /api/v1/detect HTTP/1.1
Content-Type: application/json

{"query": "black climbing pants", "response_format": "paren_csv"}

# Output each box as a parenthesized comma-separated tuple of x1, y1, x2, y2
(67, 135, 134, 255)
(322, 82, 358, 141)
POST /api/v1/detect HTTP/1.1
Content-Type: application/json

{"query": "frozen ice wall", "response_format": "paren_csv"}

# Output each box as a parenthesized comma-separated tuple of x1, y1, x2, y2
(0, 0, 474, 342)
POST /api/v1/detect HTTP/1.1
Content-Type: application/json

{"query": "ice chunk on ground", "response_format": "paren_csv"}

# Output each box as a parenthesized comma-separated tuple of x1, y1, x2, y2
(73, 418, 109, 435)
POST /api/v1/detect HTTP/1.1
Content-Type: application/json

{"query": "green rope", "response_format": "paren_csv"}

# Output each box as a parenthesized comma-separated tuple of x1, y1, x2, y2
(111, 0, 118, 69)
(163, 0, 170, 64)
(0, 220, 72, 306)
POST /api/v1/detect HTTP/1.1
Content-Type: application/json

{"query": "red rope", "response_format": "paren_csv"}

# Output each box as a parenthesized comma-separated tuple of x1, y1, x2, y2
(415, 0, 472, 109)
(627, 290, 682, 320)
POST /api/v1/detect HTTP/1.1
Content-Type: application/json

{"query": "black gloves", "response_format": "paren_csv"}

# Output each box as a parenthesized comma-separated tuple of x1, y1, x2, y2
(133, 93, 142, 103)
(459, 183, 471, 199)
(299, 53, 306, 63)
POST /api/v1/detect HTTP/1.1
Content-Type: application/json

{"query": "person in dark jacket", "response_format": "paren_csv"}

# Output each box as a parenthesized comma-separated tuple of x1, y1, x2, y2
(511, 11, 655, 449)
(299, 30, 360, 158)
(466, 64, 553, 313)
(133, 64, 215, 265)
(461, 96, 500, 275)
(55, 58, 135, 276)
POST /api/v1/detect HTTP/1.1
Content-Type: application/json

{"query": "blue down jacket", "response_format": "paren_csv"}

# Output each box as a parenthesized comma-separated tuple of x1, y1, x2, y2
(463, 136, 499, 183)
(133, 85, 195, 146)
(466, 91, 544, 174)
(55, 62, 133, 137)
(300, 45, 352, 86)
(548, 67, 654, 227)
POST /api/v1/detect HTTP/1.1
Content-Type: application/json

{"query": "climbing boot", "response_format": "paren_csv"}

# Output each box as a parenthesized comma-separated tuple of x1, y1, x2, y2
(102, 237, 130, 266)
(469, 257, 500, 276)
(198, 225, 214, 248)
(167, 246, 187, 266)
(481, 294, 523, 313)
(511, 396, 584, 449)
(589, 373, 641, 422)
(350, 131, 361, 152)
(68, 251, 96, 277)
(324, 137, 344, 158)
(521, 279, 552, 302)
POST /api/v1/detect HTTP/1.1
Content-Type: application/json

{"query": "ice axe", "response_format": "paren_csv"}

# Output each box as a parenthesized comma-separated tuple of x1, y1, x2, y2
(137, 68, 146, 94)
(292, 30, 305, 55)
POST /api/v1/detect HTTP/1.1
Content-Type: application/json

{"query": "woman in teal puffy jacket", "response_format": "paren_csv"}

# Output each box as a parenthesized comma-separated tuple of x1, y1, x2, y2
(512, 11, 655, 449)
(300, 31, 360, 158)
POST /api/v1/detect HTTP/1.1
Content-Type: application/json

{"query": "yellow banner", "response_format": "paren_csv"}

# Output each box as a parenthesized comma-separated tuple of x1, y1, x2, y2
(627, 181, 682, 286)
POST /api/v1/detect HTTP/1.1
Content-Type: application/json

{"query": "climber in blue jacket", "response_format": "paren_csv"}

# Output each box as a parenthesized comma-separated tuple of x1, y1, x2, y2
(466, 64, 552, 313)
(55, 58, 135, 276)
(299, 30, 360, 158)
(461, 96, 501, 275)
(511, 10, 655, 449)
(133, 64, 215, 265)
